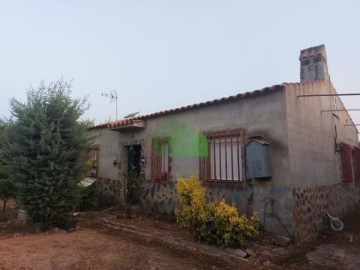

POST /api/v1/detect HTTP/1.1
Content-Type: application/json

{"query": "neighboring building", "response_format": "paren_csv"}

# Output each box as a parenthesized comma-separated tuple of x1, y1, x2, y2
(88, 45, 360, 239)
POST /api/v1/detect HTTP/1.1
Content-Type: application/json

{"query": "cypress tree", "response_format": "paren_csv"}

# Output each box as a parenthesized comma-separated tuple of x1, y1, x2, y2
(8, 80, 92, 227)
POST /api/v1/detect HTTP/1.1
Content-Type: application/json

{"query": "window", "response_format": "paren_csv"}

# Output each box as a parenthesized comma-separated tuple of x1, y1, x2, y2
(333, 96, 340, 117)
(151, 137, 170, 181)
(200, 129, 245, 183)
(85, 146, 99, 178)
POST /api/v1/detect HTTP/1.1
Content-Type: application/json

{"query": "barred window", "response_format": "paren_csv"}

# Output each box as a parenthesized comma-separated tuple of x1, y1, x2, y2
(151, 137, 170, 181)
(200, 129, 245, 183)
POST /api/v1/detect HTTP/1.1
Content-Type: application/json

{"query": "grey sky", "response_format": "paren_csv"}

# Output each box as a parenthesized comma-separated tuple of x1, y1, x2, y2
(1, 0, 360, 125)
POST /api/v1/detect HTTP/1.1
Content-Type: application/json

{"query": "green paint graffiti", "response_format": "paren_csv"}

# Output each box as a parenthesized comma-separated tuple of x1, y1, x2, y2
(151, 116, 208, 157)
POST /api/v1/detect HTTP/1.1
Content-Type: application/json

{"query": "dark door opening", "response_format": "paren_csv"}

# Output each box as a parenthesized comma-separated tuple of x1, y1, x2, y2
(127, 144, 141, 175)
(127, 144, 142, 204)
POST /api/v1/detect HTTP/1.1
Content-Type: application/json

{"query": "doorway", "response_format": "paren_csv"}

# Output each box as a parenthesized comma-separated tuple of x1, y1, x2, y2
(127, 144, 141, 175)
(126, 144, 142, 204)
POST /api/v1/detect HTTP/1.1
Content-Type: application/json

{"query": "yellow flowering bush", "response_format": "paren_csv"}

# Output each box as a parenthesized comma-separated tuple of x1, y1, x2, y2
(175, 175, 259, 247)
(175, 174, 208, 237)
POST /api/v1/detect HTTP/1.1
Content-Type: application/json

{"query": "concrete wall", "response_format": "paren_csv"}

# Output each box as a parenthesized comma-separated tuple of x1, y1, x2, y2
(89, 128, 122, 180)
(285, 80, 358, 187)
(90, 87, 293, 235)
(136, 88, 292, 235)
(140, 87, 289, 184)
(285, 80, 360, 239)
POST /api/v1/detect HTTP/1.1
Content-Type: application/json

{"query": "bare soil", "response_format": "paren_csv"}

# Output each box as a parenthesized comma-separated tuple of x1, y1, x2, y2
(1, 199, 360, 270)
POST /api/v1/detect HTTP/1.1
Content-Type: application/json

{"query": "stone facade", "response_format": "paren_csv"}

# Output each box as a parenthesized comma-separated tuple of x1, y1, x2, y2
(293, 181, 360, 239)
(94, 177, 125, 206)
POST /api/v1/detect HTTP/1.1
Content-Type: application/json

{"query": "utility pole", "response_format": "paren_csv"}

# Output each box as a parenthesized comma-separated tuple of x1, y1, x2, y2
(101, 90, 118, 120)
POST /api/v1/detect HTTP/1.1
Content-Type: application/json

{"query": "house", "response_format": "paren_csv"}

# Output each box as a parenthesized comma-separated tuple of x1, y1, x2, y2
(88, 45, 360, 239)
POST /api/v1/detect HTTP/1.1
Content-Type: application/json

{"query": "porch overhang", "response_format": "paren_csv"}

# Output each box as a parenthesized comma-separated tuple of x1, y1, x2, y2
(110, 120, 145, 132)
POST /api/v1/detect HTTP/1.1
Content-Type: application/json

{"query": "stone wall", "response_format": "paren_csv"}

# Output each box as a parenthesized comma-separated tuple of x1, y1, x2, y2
(141, 179, 294, 237)
(95, 177, 360, 241)
(141, 181, 177, 215)
(293, 181, 360, 239)
(94, 178, 125, 206)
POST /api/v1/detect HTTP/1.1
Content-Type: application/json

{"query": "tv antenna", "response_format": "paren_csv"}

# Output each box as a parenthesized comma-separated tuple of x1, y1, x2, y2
(101, 90, 118, 120)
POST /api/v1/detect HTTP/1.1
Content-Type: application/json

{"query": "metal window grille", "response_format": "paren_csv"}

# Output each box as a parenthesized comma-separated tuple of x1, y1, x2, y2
(200, 129, 246, 184)
(332, 96, 340, 117)
(151, 138, 170, 181)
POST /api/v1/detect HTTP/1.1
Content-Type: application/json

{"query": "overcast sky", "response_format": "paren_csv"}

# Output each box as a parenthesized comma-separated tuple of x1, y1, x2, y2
(1, 0, 360, 125)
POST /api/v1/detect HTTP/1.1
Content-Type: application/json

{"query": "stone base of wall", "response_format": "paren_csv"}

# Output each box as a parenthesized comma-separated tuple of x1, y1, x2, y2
(141, 180, 294, 237)
(95, 178, 125, 206)
(96, 178, 360, 240)
(141, 181, 177, 215)
(293, 181, 360, 239)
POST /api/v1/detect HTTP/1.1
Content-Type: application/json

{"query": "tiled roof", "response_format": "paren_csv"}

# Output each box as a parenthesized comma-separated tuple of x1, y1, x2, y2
(89, 80, 320, 130)
(299, 44, 326, 60)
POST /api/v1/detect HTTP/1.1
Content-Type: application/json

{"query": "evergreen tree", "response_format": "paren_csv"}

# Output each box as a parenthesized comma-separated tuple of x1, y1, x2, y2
(0, 120, 15, 213)
(0, 120, 10, 180)
(8, 80, 92, 227)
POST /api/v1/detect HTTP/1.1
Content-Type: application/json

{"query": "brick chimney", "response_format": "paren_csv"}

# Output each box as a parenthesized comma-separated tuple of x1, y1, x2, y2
(299, 44, 330, 82)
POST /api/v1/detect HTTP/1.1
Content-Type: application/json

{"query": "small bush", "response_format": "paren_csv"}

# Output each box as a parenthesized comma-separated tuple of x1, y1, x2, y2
(126, 171, 145, 205)
(175, 174, 208, 237)
(175, 174, 259, 247)
(78, 184, 98, 211)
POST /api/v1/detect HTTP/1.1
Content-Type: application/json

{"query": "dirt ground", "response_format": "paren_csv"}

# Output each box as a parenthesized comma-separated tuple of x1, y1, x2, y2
(0, 200, 360, 270)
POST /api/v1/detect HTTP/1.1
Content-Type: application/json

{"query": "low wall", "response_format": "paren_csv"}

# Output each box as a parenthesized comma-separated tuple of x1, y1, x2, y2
(96, 178, 360, 240)
(293, 181, 360, 239)
(141, 180, 294, 237)
(141, 181, 177, 215)
(94, 178, 125, 206)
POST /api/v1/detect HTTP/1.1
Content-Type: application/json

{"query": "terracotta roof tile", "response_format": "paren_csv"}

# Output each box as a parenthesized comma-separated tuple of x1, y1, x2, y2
(89, 80, 325, 130)
(90, 83, 287, 130)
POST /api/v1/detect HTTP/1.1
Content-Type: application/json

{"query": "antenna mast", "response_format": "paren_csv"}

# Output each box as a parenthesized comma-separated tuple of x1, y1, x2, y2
(101, 90, 118, 120)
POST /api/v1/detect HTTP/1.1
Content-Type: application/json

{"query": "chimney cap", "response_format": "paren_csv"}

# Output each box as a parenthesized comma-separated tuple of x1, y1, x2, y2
(299, 44, 327, 60)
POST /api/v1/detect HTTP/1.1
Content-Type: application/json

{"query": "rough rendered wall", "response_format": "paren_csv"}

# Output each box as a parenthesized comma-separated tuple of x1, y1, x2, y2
(285, 80, 358, 187)
(138, 88, 293, 236)
(89, 128, 122, 180)
(285, 80, 360, 239)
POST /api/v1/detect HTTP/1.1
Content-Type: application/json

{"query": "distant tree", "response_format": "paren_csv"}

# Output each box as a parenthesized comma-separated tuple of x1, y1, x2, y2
(8, 80, 92, 227)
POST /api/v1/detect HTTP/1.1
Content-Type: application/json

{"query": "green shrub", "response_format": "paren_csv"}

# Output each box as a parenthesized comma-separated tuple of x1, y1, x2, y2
(78, 184, 98, 211)
(126, 171, 145, 205)
(175, 174, 259, 247)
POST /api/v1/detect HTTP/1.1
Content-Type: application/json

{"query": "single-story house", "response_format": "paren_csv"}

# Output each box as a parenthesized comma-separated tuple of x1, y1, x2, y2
(88, 45, 360, 239)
